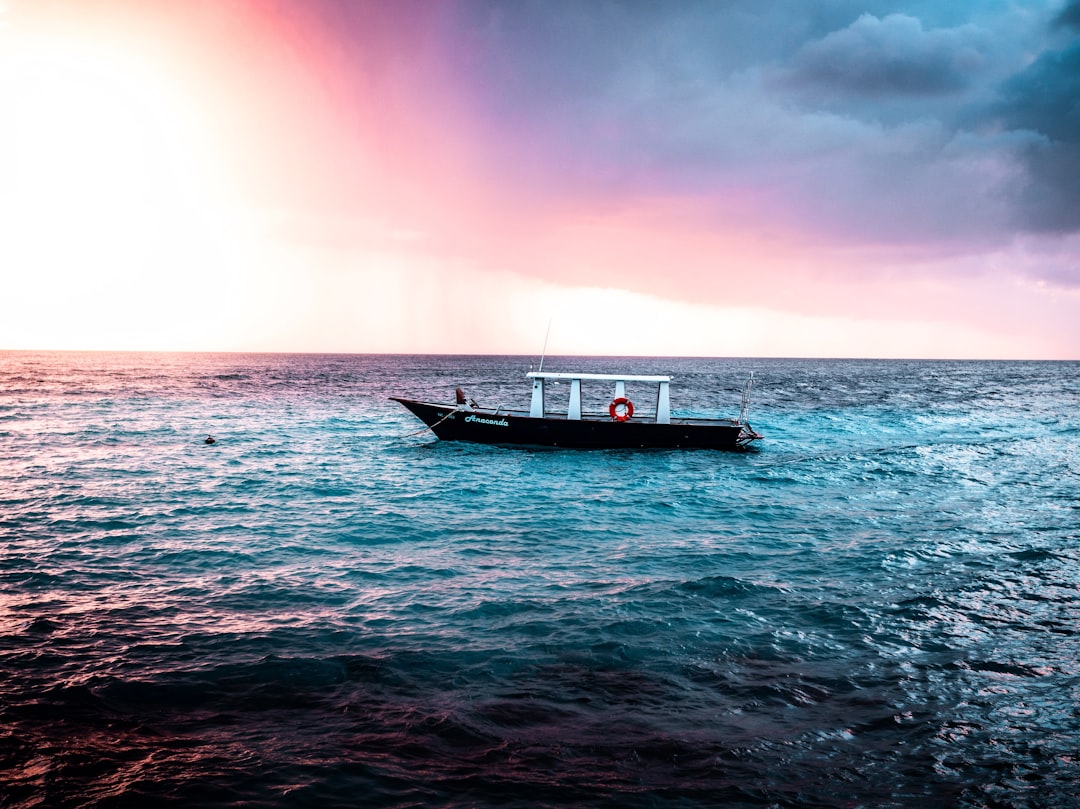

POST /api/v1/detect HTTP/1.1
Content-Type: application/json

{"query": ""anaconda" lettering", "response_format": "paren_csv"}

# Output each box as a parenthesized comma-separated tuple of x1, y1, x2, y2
(464, 414, 509, 427)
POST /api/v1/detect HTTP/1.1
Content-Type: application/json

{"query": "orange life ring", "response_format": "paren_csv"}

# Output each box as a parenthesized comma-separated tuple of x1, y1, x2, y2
(609, 397, 634, 422)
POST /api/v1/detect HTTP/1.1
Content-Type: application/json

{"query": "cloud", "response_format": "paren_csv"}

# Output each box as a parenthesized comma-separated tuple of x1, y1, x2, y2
(781, 13, 987, 97)
(432, 6, 1021, 241)
(279, 1, 1073, 288)
(993, 36, 1080, 232)
(1055, 0, 1080, 31)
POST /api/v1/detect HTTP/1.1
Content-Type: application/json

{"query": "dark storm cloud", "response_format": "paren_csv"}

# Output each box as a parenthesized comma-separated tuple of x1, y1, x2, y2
(439, 4, 1033, 239)
(315, 0, 1076, 250)
(997, 41, 1080, 146)
(1055, 0, 1080, 31)
(783, 13, 987, 97)
(993, 36, 1080, 231)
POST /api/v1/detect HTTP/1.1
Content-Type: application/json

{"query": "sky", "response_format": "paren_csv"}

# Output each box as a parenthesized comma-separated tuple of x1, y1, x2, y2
(1, 0, 1079, 358)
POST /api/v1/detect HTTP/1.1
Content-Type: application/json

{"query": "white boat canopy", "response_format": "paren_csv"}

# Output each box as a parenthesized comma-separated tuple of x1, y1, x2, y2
(525, 371, 672, 423)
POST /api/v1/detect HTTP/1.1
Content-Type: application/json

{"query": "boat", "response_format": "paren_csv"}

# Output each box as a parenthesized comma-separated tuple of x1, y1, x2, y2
(391, 369, 762, 450)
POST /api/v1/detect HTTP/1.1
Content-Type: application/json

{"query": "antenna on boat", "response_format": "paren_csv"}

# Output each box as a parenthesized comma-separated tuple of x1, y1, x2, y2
(537, 317, 552, 373)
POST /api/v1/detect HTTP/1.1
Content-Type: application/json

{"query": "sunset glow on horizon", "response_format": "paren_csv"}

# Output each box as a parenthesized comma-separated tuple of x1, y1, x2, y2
(2, 0, 1079, 359)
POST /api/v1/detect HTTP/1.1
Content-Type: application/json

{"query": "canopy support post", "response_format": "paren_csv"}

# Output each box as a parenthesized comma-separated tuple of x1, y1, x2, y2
(657, 381, 671, 424)
(530, 377, 545, 417)
(568, 378, 582, 420)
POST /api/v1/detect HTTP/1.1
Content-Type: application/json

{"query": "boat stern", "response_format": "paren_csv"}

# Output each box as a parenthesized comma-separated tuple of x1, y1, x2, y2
(736, 422, 763, 447)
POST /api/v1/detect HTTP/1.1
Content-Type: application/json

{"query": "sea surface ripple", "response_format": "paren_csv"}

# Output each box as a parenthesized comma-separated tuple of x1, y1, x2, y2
(1, 352, 1078, 807)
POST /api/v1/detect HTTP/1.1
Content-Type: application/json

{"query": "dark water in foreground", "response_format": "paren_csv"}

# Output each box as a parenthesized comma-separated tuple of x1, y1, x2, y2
(1, 352, 1078, 808)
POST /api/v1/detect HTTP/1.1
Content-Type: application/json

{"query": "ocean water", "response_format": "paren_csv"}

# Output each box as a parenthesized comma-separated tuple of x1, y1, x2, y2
(1, 351, 1078, 808)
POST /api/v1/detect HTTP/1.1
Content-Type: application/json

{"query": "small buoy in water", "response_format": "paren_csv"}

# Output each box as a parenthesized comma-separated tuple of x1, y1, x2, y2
(204, 435, 216, 445)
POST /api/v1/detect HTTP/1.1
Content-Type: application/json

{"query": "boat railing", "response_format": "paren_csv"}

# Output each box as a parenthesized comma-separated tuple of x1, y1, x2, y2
(737, 371, 755, 426)
(525, 371, 672, 423)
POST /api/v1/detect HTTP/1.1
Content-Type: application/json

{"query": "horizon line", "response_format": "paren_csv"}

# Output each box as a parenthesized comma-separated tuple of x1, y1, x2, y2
(1, 348, 1076, 363)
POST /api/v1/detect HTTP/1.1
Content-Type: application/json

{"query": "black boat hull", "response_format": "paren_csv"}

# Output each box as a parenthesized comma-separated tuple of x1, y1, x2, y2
(391, 398, 759, 450)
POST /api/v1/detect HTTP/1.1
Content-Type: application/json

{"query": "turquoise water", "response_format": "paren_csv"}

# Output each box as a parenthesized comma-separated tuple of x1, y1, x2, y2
(1, 352, 1078, 807)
